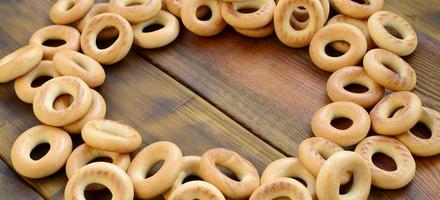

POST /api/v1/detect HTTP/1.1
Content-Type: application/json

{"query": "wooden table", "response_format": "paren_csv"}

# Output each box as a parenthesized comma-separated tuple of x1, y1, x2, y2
(1, 0, 439, 199)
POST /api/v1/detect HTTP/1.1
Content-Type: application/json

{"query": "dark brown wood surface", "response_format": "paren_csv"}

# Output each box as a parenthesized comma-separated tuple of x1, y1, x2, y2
(0, 160, 43, 200)
(0, 0, 439, 199)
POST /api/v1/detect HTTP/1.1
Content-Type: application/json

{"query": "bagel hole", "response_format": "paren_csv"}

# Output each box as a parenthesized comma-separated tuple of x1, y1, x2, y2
(372, 152, 397, 171)
(318, 149, 332, 160)
(330, 117, 353, 130)
(325, 42, 349, 57)
(339, 177, 354, 194)
(30, 143, 50, 160)
(410, 122, 432, 139)
(96, 28, 120, 50)
(142, 24, 165, 33)
(351, 0, 370, 4)
(292, 177, 307, 187)
(42, 39, 66, 47)
(237, 8, 259, 14)
(388, 106, 404, 118)
(182, 175, 203, 183)
(97, 27, 119, 39)
(344, 84, 369, 93)
(125, 1, 143, 6)
(84, 187, 112, 200)
(197, 6, 212, 21)
(53, 94, 74, 110)
(382, 61, 400, 74)
(384, 25, 404, 39)
(216, 165, 240, 181)
(89, 157, 113, 164)
(31, 76, 53, 87)
(292, 7, 309, 23)
(145, 160, 165, 178)
(64, 1, 75, 10)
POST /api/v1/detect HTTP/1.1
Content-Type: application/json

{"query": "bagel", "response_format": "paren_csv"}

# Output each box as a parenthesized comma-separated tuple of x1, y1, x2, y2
(370, 91, 422, 135)
(326, 66, 384, 108)
(250, 178, 312, 200)
(221, 0, 276, 29)
(0, 44, 43, 83)
(49, 0, 94, 24)
(355, 136, 416, 189)
(168, 181, 225, 200)
(163, 156, 202, 199)
(109, 0, 161, 23)
(181, 0, 226, 36)
(332, 0, 383, 19)
(11, 125, 72, 179)
(29, 25, 80, 60)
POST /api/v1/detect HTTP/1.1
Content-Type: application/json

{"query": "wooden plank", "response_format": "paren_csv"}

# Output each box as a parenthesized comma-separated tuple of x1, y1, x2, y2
(0, 159, 43, 200)
(0, 0, 284, 199)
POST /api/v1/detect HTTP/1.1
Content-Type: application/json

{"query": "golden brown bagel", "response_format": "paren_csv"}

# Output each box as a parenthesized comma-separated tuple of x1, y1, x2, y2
(49, 0, 94, 24)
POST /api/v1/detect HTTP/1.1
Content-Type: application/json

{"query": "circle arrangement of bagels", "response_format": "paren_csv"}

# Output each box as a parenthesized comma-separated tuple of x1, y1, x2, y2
(0, 0, 439, 199)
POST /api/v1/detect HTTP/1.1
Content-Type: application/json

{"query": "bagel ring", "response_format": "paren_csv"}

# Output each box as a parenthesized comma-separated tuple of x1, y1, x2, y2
(49, 0, 94, 24)
(311, 101, 371, 146)
(298, 137, 351, 184)
(77, 3, 119, 40)
(261, 158, 316, 199)
(66, 143, 130, 190)
(355, 136, 416, 189)
(332, 0, 383, 19)
(200, 148, 260, 199)
(81, 119, 141, 153)
(327, 66, 384, 108)
(316, 151, 371, 200)
(250, 178, 312, 200)
(33, 76, 93, 126)
(29, 25, 80, 60)
(109, 0, 161, 23)
(132, 10, 180, 49)
(396, 107, 440, 157)
(363, 48, 416, 91)
(0, 44, 43, 83)
(234, 22, 274, 38)
(221, 0, 276, 29)
(274, 0, 325, 48)
(309, 23, 367, 72)
(64, 162, 134, 200)
(53, 50, 105, 88)
(181, 0, 226, 36)
(168, 181, 225, 200)
(327, 14, 375, 52)
(127, 141, 183, 199)
(163, 156, 202, 199)
(368, 11, 417, 56)
(80, 13, 133, 65)
(14, 60, 61, 104)
(53, 89, 106, 134)
(11, 125, 72, 179)
(370, 91, 422, 135)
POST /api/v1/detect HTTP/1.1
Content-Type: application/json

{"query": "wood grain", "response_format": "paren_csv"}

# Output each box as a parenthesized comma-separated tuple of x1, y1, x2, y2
(0, 160, 43, 200)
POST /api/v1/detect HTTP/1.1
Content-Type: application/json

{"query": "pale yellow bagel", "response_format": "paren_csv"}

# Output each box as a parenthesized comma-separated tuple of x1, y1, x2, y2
(234, 22, 274, 38)
(221, 0, 276, 29)
(200, 148, 260, 199)
(53, 50, 105, 88)
(327, 66, 384, 108)
(368, 11, 417, 56)
(298, 137, 351, 184)
(53, 89, 106, 134)
(309, 23, 367, 72)
(316, 151, 371, 200)
(77, 3, 119, 40)
(29, 25, 80, 60)
(181, 0, 226, 36)
(82, 119, 141, 153)
(355, 136, 416, 189)
(274, 0, 325, 48)
(0, 44, 43, 83)
(163, 156, 202, 199)
(250, 178, 312, 200)
(15, 60, 60, 104)
(64, 162, 134, 200)
(311, 101, 370, 147)
(33, 76, 93, 126)
(363, 48, 416, 91)
(396, 107, 440, 157)
(169, 181, 225, 200)
(65, 143, 130, 190)
(127, 141, 183, 199)
(80, 13, 133, 65)
(332, 0, 383, 19)
(109, 0, 161, 23)
(370, 91, 422, 135)
(49, 0, 94, 24)
(132, 10, 180, 49)
(327, 14, 375, 52)
(261, 158, 316, 199)
(11, 125, 72, 179)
